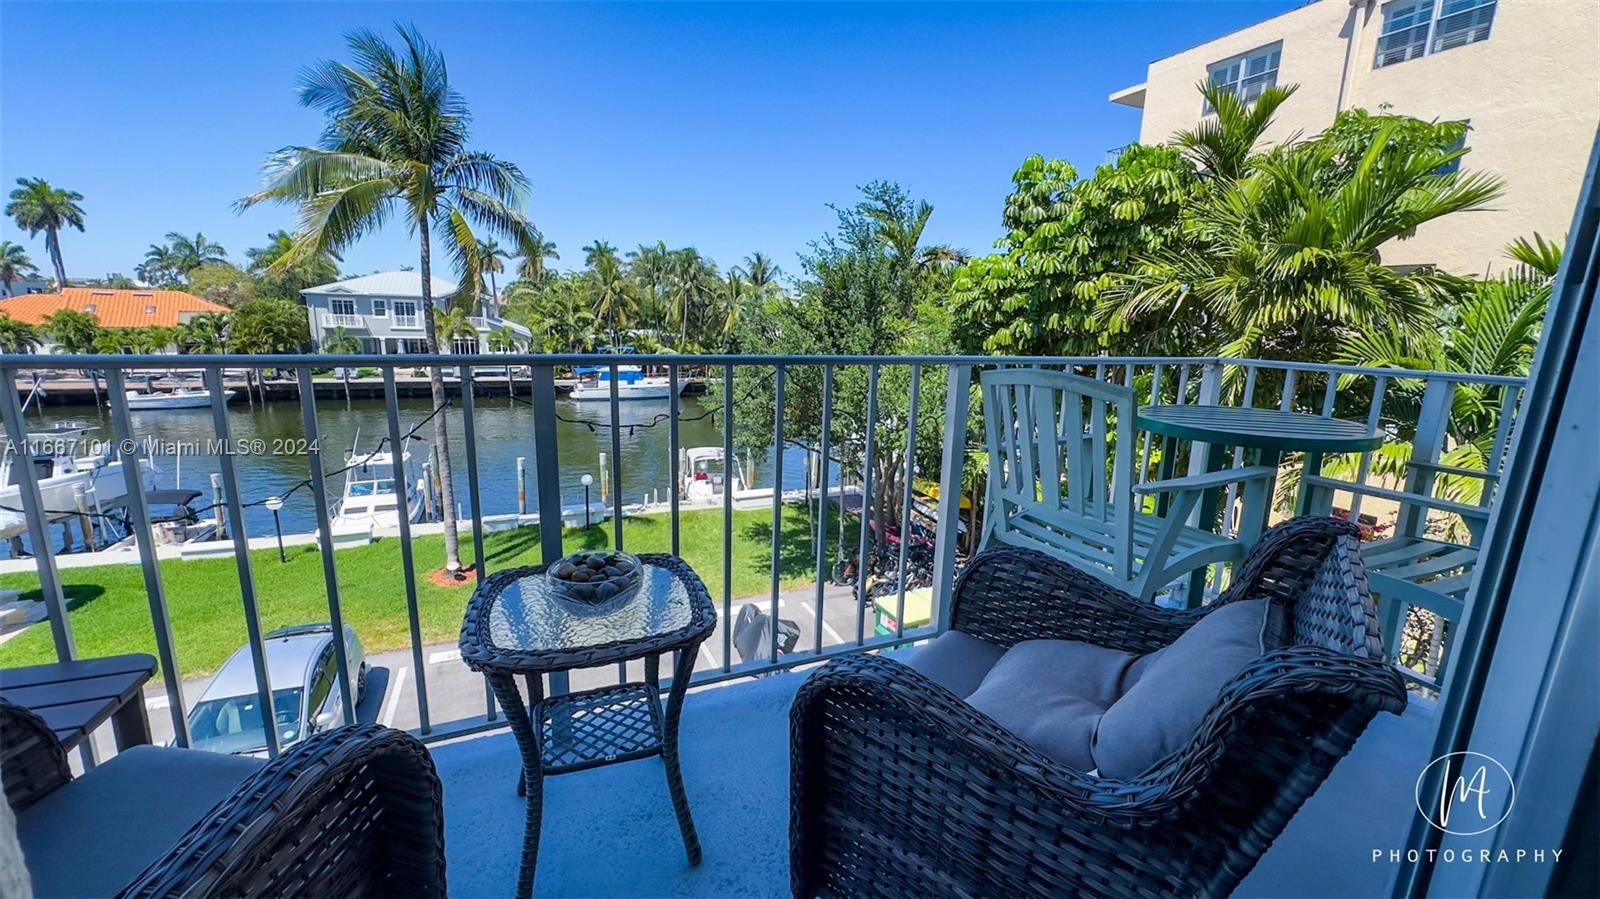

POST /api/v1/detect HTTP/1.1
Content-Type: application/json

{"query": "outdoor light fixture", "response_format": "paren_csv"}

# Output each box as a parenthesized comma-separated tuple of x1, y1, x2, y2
(580, 474, 594, 528)
(264, 496, 286, 563)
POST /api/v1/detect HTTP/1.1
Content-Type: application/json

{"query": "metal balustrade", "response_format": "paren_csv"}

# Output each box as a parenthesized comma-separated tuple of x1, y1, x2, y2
(319, 312, 366, 329)
(0, 352, 1525, 752)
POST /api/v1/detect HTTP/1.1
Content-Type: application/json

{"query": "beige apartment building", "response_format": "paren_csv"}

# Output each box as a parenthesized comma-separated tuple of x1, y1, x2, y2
(1110, 0, 1600, 276)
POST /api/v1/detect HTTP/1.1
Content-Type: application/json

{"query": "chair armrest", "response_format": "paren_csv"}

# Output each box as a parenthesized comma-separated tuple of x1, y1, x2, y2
(1303, 476, 1490, 521)
(119, 725, 445, 898)
(951, 546, 1200, 652)
(0, 699, 71, 813)
(1131, 465, 1276, 496)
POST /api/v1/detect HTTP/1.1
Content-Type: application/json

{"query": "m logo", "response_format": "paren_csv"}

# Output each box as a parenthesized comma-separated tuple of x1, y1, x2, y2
(1415, 751, 1516, 836)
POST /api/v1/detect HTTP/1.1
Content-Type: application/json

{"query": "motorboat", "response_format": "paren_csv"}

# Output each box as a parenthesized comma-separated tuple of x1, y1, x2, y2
(102, 489, 218, 549)
(122, 387, 234, 410)
(330, 444, 425, 531)
(680, 447, 747, 505)
(569, 365, 687, 401)
(0, 423, 155, 541)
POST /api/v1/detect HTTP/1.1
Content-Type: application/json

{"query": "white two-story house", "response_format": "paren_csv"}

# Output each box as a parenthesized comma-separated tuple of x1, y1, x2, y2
(301, 271, 531, 355)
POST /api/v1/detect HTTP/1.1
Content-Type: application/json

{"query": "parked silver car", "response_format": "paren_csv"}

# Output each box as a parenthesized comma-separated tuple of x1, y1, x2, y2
(186, 624, 367, 755)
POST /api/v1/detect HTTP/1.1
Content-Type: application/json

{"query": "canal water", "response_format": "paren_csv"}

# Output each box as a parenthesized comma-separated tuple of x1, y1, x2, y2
(14, 393, 826, 552)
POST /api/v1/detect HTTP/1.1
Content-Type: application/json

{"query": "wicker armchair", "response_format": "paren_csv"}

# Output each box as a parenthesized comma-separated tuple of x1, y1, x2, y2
(1, 699, 445, 898)
(790, 517, 1407, 899)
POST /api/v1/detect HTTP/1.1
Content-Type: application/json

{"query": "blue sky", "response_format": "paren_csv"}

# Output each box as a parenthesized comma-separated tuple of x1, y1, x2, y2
(1, 1, 1297, 285)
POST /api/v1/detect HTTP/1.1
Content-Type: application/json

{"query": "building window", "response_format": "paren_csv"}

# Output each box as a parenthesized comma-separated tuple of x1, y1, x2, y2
(1206, 43, 1281, 111)
(1376, 0, 1495, 68)
(84, 304, 97, 313)
(372, 299, 387, 317)
(144, 305, 156, 314)
(330, 298, 356, 317)
(1434, 126, 1469, 175)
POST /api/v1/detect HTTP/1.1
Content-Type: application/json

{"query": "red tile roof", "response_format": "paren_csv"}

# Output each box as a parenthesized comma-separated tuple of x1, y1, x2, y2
(0, 288, 228, 328)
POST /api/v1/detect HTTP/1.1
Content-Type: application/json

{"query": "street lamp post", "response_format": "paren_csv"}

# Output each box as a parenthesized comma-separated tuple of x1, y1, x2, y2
(264, 496, 286, 563)
(580, 474, 594, 529)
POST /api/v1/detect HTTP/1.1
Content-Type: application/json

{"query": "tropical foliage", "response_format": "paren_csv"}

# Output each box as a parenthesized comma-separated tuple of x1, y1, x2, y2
(6, 178, 85, 289)
(0, 241, 39, 296)
(0, 315, 40, 352)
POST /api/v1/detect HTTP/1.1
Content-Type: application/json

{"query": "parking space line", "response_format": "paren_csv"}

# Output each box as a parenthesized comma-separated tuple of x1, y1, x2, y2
(428, 649, 461, 664)
(698, 641, 718, 670)
(146, 693, 170, 711)
(382, 666, 408, 727)
(800, 601, 844, 646)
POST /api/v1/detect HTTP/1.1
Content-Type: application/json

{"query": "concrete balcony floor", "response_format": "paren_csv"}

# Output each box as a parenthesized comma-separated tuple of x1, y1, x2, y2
(432, 670, 1436, 898)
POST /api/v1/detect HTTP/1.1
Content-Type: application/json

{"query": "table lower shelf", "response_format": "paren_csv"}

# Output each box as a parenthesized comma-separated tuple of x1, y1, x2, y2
(535, 681, 665, 774)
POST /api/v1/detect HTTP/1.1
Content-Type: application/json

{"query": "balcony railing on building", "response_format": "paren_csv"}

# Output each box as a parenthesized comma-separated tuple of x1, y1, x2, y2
(0, 352, 1521, 757)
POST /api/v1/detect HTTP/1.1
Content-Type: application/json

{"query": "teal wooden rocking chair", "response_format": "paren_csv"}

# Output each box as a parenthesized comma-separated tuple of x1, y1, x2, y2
(980, 368, 1275, 603)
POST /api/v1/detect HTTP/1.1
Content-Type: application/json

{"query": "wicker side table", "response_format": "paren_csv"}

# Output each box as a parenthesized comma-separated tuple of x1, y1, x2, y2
(459, 554, 717, 898)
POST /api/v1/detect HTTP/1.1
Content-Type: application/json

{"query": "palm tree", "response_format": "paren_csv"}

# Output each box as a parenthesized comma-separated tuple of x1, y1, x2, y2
(138, 245, 183, 287)
(239, 25, 540, 575)
(6, 178, 85, 288)
(668, 248, 716, 348)
(433, 306, 480, 353)
(181, 312, 230, 352)
(720, 269, 749, 348)
(1173, 82, 1299, 180)
(0, 315, 40, 353)
(862, 194, 967, 273)
(582, 239, 617, 269)
(163, 231, 228, 274)
(322, 325, 361, 402)
(740, 252, 780, 293)
(0, 241, 38, 296)
(516, 231, 559, 281)
(627, 241, 672, 331)
(588, 253, 633, 348)
(1103, 116, 1504, 362)
(486, 324, 523, 353)
(245, 229, 342, 299)
(477, 238, 509, 315)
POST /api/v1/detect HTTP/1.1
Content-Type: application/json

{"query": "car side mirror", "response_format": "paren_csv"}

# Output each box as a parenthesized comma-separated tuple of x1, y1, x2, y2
(313, 709, 339, 732)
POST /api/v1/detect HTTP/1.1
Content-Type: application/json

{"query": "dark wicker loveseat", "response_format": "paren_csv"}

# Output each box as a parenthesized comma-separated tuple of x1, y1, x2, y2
(2, 700, 446, 898)
(790, 517, 1408, 899)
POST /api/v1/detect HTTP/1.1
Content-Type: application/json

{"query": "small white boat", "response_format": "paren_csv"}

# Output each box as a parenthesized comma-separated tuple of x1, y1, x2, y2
(122, 387, 233, 410)
(330, 445, 425, 531)
(680, 447, 747, 505)
(103, 489, 217, 549)
(569, 365, 687, 401)
(0, 423, 156, 541)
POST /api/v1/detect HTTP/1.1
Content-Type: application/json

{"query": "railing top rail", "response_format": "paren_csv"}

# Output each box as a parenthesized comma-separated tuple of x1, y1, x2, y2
(0, 353, 1528, 387)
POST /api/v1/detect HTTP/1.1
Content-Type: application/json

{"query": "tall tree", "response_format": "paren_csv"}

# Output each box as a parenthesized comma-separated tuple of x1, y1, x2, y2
(181, 312, 231, 352)
(245, 229, 342, 301)
(137, 245, 184, 286)
(582, 239, 617, 268)
(6, 178, 85, 288)
(516, 231, 559, 281)
(1173, 82, 1298, 180)
(476, 237, 509, 314)
(588, 252, 633, 348)
(162, 231, 228, 273)
(0, 241, 38, 296)
(40, 308, 105, 400)
(240, 24, 540, 575)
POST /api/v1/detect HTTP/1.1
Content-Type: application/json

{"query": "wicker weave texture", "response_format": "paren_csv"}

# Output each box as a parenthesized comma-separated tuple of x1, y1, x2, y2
(791, 517, 1407, 899)
(0, 699, 72, 813)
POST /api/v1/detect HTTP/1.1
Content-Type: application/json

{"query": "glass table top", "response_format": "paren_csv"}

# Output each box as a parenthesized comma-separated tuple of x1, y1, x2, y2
(483, 561, 695, 655)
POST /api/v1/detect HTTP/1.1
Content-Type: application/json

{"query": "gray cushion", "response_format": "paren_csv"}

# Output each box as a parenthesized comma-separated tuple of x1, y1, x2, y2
(1092, 598, 1271, 779)
(903, 630, 1006, 699)
(965, 639, 1138, 771)
(18, 745, 264, 898)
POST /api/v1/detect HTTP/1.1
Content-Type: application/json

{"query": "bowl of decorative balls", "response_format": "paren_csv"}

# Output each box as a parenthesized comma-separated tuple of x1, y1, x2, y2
(547, 551, 644, 611)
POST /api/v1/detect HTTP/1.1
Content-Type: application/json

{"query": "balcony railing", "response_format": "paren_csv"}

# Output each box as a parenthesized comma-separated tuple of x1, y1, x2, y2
(0, 352, 1525, 759)
(319, 312, 366, 329)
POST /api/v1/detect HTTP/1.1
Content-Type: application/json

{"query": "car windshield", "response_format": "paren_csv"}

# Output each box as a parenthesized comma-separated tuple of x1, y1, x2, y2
(187, 687, 304, 754)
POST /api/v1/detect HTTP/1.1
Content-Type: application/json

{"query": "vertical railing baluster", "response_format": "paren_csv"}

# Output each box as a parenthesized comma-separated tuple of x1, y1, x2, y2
(1321, 373, 1338, 416)
(721, 364, 734, 672)
(669, 366, 681, 557)
(930, 365, 973, 635)
(1349, 375, 1389, 521)
(294, 367, 355, 725)
(768, 366, 786, 662)
(894, 365, 922, 638)
(530, 365, 569, 695)
(812, 366, 833, 655)
(0, 365, 75, 663)
(1140, 363, 1163, 484)
(854, 364, 880, 645)
(106, 368, 190, 745)
(382, 368, 430, 734)
(205, 367, 280, 757)
(458, 365, 496, 721)
(1488, 385, 1519, 492)
(1175, 365, 1190, 405)
(1279, 368, 1298, 412)
(608, 365, 625, 683)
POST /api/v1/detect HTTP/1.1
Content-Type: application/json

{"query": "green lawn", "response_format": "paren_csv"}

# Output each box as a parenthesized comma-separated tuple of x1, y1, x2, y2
(0, 503, 848, 680)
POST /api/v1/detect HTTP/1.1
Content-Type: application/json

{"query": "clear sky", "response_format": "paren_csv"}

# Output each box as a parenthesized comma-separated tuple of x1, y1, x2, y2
(1, 1, 1299, 285)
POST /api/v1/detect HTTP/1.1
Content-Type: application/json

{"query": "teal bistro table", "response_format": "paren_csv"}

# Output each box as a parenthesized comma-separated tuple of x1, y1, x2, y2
(1137, 404, 1384, 603)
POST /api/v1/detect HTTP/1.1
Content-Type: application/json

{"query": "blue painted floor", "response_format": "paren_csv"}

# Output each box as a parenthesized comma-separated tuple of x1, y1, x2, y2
(432, 672, 1435, 898)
